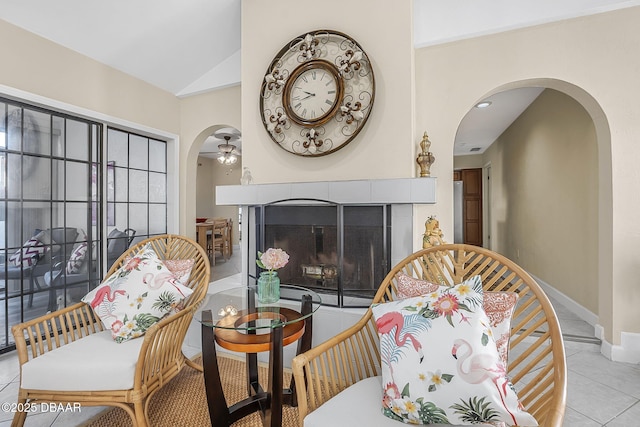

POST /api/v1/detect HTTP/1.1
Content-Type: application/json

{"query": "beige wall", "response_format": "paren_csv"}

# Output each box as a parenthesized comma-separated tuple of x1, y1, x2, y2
(0, 19, 179, 134)
(484, 89, 598, 313)
(415, 7, 640, 349)
(196, 157, 216, 217)
(240, 0, 416, 184)
(454, 155, 484, 170)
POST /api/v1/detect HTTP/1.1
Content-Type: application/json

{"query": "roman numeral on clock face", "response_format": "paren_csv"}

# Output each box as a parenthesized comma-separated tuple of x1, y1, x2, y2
(284, 61, 345, 125)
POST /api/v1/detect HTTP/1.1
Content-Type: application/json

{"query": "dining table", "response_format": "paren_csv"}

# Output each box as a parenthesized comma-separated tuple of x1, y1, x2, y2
(195, 221, 214, 252)
(196, 218, 233, 265)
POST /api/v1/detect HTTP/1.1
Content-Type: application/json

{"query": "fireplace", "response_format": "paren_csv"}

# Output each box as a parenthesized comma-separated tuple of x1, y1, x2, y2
(252, 201, 390, 307)
(216, 177, 437, 307)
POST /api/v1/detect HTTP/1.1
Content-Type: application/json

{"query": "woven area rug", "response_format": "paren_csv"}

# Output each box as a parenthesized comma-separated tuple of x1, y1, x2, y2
(83, 355, 299, 427)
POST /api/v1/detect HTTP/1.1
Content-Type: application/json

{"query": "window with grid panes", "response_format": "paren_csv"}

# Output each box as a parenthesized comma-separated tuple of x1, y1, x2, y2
(107, 128, 168, 244)
(0, 98, 101, 352)
(0, 100, 169, 354)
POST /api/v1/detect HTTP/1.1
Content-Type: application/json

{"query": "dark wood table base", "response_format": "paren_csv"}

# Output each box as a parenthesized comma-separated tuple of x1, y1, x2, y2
(202, 295, 313, 427)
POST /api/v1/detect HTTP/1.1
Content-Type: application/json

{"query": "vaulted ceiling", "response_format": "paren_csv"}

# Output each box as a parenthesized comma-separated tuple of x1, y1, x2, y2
(1, 0, 636, 155)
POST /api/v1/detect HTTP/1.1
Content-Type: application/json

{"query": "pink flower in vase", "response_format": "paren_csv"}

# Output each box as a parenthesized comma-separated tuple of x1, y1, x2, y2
(256, 248, 289, 271)
(256, 248, 289, 303)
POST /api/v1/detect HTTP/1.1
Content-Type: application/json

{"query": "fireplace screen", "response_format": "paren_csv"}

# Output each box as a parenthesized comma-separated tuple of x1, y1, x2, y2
(255, 203, 390, 307)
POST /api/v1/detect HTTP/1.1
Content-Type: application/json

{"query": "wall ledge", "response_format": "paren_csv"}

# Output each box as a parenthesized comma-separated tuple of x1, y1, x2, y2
(216, 177, 436, 205)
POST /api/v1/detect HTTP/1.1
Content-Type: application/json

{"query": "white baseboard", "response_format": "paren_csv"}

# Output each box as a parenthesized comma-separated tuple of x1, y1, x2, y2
(533, 274, 640, 363)
(598, 326, 640, 364)
(531, 274, 598, 326)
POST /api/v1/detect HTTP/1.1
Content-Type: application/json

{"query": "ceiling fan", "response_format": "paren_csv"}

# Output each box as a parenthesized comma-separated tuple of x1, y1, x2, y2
(215, 133, 241, 165)
(199, 129, 242, 163)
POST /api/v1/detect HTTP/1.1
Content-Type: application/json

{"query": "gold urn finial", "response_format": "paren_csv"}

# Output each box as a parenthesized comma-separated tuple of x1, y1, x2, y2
(416, 131, 435, 177)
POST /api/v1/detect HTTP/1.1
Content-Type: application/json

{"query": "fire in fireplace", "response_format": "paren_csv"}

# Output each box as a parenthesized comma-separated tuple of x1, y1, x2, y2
(253, 202, 391, 307)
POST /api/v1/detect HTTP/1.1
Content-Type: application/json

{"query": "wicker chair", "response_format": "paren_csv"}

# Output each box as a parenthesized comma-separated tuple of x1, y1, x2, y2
(292, 244, 567, 427)
(11, 234, 211, 427)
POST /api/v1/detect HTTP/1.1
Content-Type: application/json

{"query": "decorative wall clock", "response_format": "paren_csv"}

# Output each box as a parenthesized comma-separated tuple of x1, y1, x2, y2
(260, 29, 375, 157)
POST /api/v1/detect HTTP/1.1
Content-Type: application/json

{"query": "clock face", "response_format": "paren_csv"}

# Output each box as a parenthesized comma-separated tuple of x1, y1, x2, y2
(260, 30, 375, 157)
(284, 60, 342, 126)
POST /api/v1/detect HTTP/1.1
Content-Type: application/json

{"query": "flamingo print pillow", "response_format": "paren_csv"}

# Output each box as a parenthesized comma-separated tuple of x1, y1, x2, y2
(371, 275, 537, 426)
(82, 245, 193, 343)
(395, 273, 518, 367)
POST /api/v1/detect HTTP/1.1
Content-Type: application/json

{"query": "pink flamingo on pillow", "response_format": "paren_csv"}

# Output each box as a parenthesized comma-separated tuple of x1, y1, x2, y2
(86, 279, 127, 325)
(376, 311, 425, 362)
(377, 310, 427, 407)
(452, 338, 516, 425)
(142, 272, 189, 297)
(88, 282, 126, 309)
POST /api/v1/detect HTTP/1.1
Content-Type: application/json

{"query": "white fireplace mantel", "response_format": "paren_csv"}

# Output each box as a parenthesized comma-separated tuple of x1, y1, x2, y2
(216, 177, 436, 205)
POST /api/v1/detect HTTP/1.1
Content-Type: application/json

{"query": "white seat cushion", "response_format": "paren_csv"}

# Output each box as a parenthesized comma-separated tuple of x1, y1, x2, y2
(21, 330, 143, 391)
(304, 376, 402, 427)
(304, 376, 498, 427)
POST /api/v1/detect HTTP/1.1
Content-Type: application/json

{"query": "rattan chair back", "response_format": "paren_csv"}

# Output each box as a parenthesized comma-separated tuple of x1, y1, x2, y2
(11, 234, 210, 427)
(292, 244, 567, 426)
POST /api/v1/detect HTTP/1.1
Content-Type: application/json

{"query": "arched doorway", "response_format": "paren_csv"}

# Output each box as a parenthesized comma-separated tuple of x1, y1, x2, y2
(195, 126, 242, 253)
(453, 79, 611, 343)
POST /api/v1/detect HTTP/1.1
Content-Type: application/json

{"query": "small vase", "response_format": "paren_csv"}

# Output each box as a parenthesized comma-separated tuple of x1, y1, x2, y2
(257, 271, 280, 304)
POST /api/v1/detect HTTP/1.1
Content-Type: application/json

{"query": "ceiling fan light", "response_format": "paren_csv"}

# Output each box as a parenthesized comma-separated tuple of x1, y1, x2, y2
(205, 131, 241, 163)
(217, 152, 238, 165)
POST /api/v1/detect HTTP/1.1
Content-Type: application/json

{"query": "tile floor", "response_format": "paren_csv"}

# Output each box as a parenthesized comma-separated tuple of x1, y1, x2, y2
(1, 249, 639, 426)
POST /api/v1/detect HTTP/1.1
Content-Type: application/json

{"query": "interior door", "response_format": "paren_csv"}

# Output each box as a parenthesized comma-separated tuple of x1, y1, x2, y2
(461, 168, 483, 246)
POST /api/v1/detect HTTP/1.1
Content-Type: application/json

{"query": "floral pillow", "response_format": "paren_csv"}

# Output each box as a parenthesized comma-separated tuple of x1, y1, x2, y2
(162, 259, 194, 285)
(395, 272, 439, 299)
(123, 243, 195, 307)
(81, 245, 194, 343)
(483, 292, 518, 366)
(163, 258, 195, 312)
(371, 276, 537, 426)
(395, 274, 519, 366)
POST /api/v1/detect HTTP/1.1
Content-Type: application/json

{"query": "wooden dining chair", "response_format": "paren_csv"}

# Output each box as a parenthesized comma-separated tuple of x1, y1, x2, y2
(207, 219, 229, 266)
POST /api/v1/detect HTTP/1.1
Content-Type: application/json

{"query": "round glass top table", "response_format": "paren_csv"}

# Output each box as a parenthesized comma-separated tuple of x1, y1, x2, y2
(196, 284, 321, 427)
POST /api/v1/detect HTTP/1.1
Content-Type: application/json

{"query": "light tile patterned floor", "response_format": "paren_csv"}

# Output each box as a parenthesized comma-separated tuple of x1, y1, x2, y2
(1, 250, 639, 426)
(552, 299, 640, 426)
